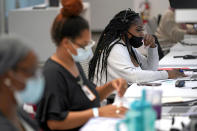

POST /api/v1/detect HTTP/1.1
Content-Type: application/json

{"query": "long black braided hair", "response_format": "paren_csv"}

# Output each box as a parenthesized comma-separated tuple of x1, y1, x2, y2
(88, 9, 141, 83)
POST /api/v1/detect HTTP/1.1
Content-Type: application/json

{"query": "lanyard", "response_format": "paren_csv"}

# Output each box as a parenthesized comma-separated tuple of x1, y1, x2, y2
(77, 74, 96, 101)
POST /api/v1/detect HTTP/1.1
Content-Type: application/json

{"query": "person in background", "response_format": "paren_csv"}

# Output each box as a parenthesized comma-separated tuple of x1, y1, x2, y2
(36, 0, 128, 131)
(155, 0, 197, 54)
(88, 9, 185, 87)
(0, 35, 43, 131)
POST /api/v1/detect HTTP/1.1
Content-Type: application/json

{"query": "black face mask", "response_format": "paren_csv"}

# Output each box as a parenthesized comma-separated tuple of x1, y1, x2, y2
(128, 32, 143, 48)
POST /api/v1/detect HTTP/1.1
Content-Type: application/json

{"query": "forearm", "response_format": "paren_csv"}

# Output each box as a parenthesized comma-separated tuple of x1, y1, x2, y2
(171, 27, 186, 42)
(133, 70, 168, 83)
(137, 46, 159, 71)
(117, 69, 168, 83)
(96, 82, 114, 101)
(146, 46, 159, 70)
(47, 109, 94, 130)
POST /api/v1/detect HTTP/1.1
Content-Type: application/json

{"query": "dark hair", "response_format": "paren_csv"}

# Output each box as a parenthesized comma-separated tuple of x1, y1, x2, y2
(51, 0, 89, 45)
(0, 35, 30, 75)
(88, 9, 140, 82)
(51, 15, 89, 45)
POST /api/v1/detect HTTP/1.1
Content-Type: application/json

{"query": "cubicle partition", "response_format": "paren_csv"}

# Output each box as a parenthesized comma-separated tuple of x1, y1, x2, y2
(8, 2, 90, 63)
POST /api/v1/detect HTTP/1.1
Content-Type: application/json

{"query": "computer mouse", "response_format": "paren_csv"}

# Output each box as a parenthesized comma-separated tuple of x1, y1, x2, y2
(175, 80, 185, 87)
(170, 128, 180, 131)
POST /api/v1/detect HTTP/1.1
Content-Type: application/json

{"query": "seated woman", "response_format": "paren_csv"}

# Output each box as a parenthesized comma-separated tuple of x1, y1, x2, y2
(155, 0, 197, 54)
(88, 9, 185, 86)
(0, 35, 42, 131)
(36, 0, 128, 131)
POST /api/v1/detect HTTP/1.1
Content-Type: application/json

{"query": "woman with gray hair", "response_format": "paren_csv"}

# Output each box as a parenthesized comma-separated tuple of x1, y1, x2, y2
(0, 35, 43, 131)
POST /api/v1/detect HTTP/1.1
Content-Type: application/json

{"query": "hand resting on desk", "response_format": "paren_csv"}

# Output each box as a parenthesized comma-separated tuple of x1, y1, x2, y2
(167, 69, 186, 79)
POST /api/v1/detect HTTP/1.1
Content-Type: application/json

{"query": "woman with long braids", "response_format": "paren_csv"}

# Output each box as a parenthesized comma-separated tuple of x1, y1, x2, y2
(89, 9, 185, 86)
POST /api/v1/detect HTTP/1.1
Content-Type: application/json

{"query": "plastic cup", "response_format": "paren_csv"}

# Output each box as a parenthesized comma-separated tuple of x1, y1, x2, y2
(146, 89, 162, 119)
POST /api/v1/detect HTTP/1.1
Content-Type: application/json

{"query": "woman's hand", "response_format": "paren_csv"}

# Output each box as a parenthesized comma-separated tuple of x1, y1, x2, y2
(144, 34, 156, 48)
(99, 104, 128, 118)
(167, 69, 186, 79)
(187, 28, 197, 35)
(110, 78, 127, 97)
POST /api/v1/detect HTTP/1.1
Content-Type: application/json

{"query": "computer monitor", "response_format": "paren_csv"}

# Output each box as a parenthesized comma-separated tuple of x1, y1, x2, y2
(169, 0, 197, 9)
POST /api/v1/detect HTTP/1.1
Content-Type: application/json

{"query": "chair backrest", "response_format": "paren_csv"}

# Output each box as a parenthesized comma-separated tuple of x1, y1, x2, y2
(144, 14, 162, 34)
(157, 14, 162, 26)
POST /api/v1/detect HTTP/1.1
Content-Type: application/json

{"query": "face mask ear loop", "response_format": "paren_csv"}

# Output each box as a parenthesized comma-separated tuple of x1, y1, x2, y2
(127, 31, 134, 37)
(4, 78, 11, 87)
(4, 76, 22, 105)
(67, 40, 79, 56)
(4, 71, 22, 91)
(67, 48, 77, 58)
(62, 41, 77, 58)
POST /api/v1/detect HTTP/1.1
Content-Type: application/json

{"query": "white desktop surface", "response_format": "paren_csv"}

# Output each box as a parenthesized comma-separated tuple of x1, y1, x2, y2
(159, 51, 197, 68)
(80, 117, 126, 131)
(170, 43, 197, 52)
(80, 117, 189, 131)
(123, 81, 197, 101)
(81, 78, 197, 131)
(111, 78, 197, 109)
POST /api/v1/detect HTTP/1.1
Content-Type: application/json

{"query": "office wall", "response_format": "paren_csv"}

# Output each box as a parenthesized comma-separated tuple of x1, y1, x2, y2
(133, 0, 169, 18)
(0, 0, 5, 34)
(8, 3, 90, 62)
(19, 0, 44, 7)
(83, 0, 169, 31)
(83, 0, 134, 31)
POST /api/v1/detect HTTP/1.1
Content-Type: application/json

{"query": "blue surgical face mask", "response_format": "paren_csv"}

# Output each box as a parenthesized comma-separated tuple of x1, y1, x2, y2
(14, 71, 45, 105)
(68, 40, 95, 62)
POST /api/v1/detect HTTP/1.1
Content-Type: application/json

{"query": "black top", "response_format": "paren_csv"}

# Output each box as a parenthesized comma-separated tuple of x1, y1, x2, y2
(36, 59, 100, 131)
(0, 107, 39, 131)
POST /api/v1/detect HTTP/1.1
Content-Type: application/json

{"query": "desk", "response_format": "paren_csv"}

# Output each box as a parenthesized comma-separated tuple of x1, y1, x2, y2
(80, 66, 197, 130)
(93, 79, 196, 131)
(159, 51, 197, 68)
(170, 43, 197, 52)
(80, 117, 190, 131)
(113, 79, 197, 108)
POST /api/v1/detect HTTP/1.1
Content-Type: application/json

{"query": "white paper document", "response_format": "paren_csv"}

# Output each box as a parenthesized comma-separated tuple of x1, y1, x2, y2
(80, 117, 126, 131)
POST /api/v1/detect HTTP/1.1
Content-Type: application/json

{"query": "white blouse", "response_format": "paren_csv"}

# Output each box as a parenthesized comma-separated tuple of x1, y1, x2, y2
(93, 39, 168, 86)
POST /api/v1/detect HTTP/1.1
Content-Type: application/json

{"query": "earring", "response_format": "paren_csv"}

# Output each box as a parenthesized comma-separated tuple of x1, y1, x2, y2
(4, 78, 11, 87)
